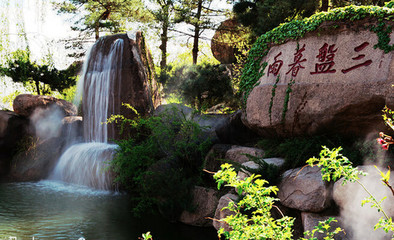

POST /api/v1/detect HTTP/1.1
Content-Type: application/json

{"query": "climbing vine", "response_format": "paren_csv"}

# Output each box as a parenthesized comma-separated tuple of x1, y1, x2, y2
(239, 4, 394, 106)
(281, 78, 295, 124)
(268, 75, 280, 124)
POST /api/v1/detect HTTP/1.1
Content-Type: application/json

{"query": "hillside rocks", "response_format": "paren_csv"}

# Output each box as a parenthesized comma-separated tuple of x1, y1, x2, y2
(13, 94, 77, 117)
(243, 19, 394, 137)
(278, 166, 332, 212)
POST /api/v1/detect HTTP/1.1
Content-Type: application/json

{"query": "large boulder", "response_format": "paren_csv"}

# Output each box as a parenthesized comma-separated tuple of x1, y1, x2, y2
(0, 110, 31, 178)
(278, 166, 332, 212)
(243, 18, 394, 138)
(179, 186, 220, 227)
(13, 94, 77, 117)
(333, 165, 394, 240)
(211, 19, 241, 64)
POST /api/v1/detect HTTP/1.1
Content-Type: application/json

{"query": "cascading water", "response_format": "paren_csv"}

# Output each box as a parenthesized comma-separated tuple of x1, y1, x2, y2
(50, 37, 126, 190)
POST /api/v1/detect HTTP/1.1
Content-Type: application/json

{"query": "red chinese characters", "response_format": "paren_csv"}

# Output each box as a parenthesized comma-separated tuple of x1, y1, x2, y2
(267, 52, 283, 77)
(341, 41, 372, 74)
(310, 43, 337, 74)
(286, 44, 307, 77)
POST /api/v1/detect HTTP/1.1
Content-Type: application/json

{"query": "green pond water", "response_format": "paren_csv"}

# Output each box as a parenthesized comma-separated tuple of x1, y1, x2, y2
(0, 181, 217, 240)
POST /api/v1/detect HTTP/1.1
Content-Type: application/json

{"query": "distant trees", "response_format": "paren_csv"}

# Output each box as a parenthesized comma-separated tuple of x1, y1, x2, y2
(0, 50, 76, 95)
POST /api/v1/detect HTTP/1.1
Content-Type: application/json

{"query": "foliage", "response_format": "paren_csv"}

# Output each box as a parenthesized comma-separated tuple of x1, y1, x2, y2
(139, 232, 153, 240)
(53, 0, 151, 40)
(213, 163, 295, 240)
(239, 5, 394, 105)
(0, 50, 76, 95)
(307, 146, 394, 237)
(110, 106, 212, 219)
(385, 0, 394, 8)
(233, 0, 320, 37)
(162, 63, 235, 111)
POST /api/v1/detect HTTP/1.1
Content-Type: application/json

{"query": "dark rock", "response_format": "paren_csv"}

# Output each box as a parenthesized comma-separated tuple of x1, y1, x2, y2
(216, 110, 260, 144)
(0, 110, 31, 179)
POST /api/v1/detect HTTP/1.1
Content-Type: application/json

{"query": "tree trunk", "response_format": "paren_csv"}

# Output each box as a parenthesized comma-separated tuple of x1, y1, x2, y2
(35, 80, 41, 95)
(321, 0, 329, 11)
(192, 0, 203, 65)
(95, 20, 100, 40)
(160, 6, 169, 71)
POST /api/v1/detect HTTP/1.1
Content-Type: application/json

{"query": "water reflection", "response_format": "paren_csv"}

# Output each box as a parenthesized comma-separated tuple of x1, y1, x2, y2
(0, 181, 217, 240)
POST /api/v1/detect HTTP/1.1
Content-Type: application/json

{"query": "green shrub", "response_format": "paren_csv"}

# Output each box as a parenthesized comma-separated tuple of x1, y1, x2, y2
(110, 107, 212, 219)
(160, 63, 236, 111)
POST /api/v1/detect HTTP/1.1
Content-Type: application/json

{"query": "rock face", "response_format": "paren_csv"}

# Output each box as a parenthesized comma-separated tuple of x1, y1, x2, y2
(213, 193, 238, 232)
(243, 19, 394, 137)
(8, 137, 66, 181)
(179, 186, 219, 227)
(333, 165, 394, 240)
(13, 94, 77, 117)
(0, 110, 30, 178)
(278, 166, 331, 212)
(82, 32, 161, 141)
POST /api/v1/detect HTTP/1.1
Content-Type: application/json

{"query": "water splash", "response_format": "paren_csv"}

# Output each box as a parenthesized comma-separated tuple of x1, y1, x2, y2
(50, 142, 117, 190)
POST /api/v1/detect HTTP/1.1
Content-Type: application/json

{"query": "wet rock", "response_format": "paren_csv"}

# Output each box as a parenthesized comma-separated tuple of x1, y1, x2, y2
(278, 166, 332, 212)
(179, 186, 219, 227)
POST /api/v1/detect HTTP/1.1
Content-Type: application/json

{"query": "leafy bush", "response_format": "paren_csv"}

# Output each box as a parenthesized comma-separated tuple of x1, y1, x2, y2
(160, 63, 236, 111)
(110, 107, 212, 219)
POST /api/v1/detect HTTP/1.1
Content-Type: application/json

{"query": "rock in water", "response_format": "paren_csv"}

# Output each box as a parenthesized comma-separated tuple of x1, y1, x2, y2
(243, 19, 394, 137)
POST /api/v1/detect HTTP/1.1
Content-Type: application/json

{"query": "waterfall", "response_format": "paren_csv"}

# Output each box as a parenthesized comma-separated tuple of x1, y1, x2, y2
(50, 36, 126, 190)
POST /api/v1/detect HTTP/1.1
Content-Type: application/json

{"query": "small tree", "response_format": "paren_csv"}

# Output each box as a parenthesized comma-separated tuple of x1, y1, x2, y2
(0, 50, 76, 95)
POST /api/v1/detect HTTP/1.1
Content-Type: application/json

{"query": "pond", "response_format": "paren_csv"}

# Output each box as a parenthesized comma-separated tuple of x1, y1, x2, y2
(0, 181, 218, 240)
